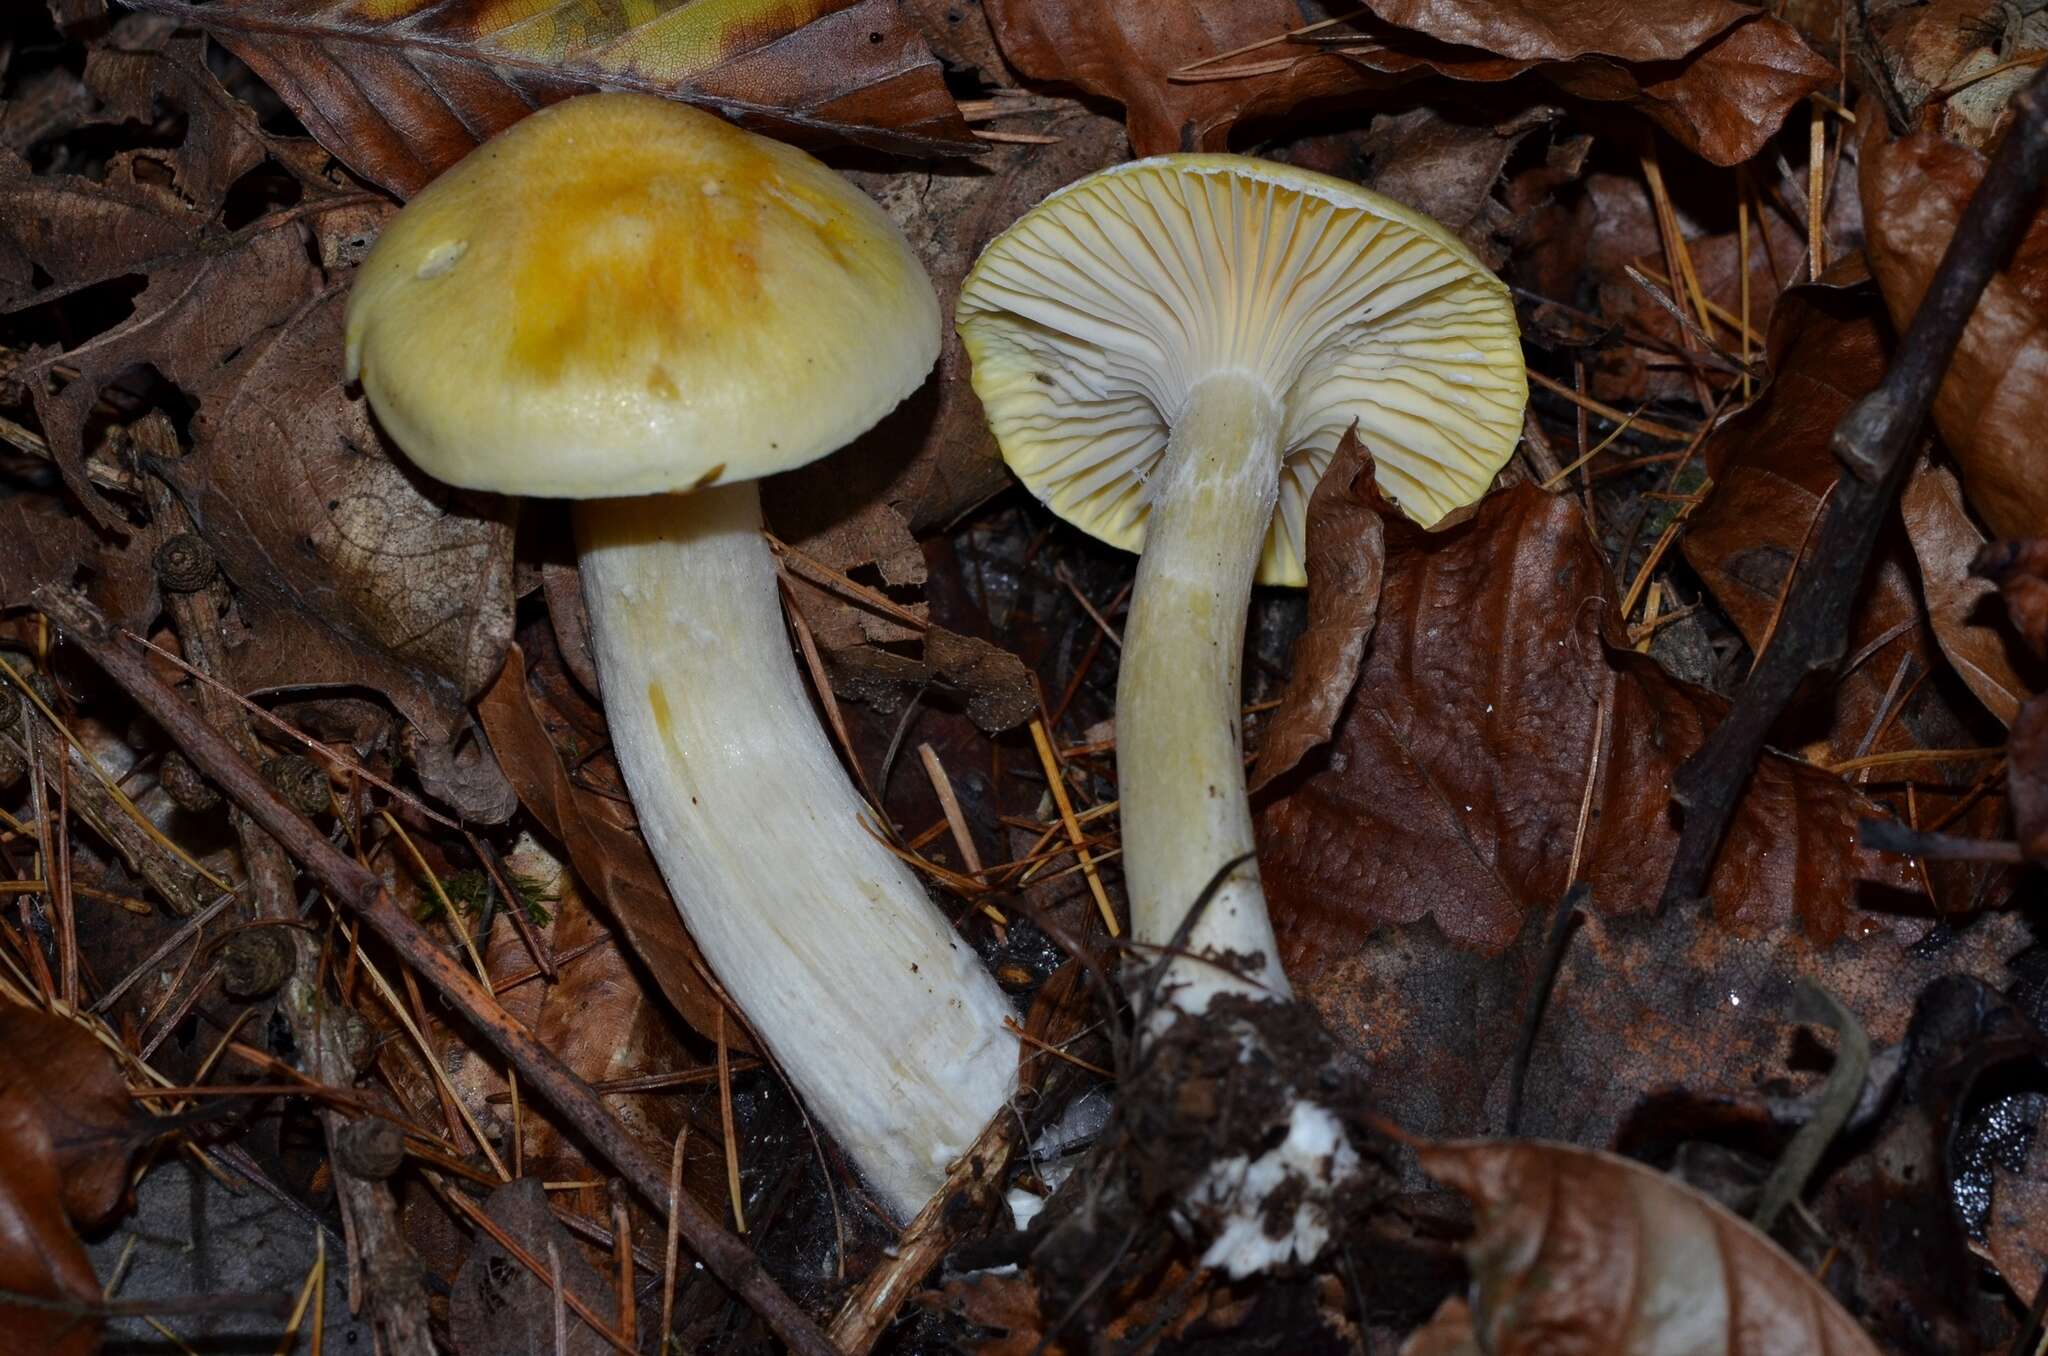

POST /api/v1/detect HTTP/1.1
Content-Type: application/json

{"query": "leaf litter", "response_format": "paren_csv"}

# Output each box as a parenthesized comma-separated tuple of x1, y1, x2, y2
(1, 0, 2047, 1352)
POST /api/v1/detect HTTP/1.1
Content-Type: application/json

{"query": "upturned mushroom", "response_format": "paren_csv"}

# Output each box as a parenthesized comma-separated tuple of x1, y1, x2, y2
(957, 154, 1526, 1269)
(345, 92, 1017, 1219)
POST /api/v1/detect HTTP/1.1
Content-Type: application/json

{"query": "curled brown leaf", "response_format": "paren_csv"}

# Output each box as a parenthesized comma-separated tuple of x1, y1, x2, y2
(1250, 429, 1386, 793)
(1416, 1138, 1883, 1356)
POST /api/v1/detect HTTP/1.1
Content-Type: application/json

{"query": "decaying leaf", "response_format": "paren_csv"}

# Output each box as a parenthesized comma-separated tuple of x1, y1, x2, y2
(131, 0, 975, 197)
(1250, 430, 1385, 793)
(0, 1004, 153, 1356)
(475, 643, 737, 1047)
(1254, 481, 2005, 1155)
(1862, 124, 2048, 541)
(982, 0, 1830, 166)
(1901, 459, 2042, 727)
(1261, 480, 1916, 955)
(158, 283, 518, 817)
(1681, 267, 1944, 765)
(0, 491, 156, 623)
(1415, 1138, 1883, 1356)
(2, 74, 518, 816)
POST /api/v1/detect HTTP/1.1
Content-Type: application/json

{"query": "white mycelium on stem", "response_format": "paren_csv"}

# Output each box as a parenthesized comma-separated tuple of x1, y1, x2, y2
(957, 155, 1527, 1271)
(345, 92, 1019, 1220)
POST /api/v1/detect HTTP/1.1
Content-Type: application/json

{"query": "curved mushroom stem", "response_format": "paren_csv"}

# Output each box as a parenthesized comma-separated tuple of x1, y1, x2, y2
(1119, 374, 1363, 1278)
(1120, 372, 1291, 1019)
(573, 484, 1018, 1220)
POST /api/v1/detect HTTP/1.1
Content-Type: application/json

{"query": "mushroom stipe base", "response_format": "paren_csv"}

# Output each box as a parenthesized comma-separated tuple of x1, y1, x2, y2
(1006, 994, 1384, 1315)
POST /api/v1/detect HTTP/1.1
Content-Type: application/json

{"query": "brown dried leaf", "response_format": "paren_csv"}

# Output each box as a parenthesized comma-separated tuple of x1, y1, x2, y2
(0, 492, 157, 623)
(1275, 105, 1559, 270)
(159, 280, 518, 817)
(1255, 482, 1990, 1154)
(0, 1004, 151, 1356)
(1416, 1139, 1883, 1356)
(2, 112, 518, 814)
(1681, 268, 1941, 764)
(475, 644, 737, 1047)
(1565, 166, 1841, 406)
(1901, 460, 2043, 727)
(1862, 126, 2048, 540)
(141, 0, 974, 198)
(1261, 480, 1916, 955)
(982, 0, 1829, 165)
(1250, 429, 1385, 793)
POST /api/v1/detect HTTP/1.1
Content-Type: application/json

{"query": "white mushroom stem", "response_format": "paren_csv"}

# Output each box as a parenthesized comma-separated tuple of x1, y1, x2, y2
(1120, 372, 1293, 1017)
(1122, 373, 1356, 1279)
(574, 484, 1018, 1220)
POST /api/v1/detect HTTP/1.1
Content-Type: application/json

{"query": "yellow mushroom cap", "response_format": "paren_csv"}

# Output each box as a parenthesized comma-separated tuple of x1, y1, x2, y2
(955, 154, 1528, 586)
(345, 93, 939, 498)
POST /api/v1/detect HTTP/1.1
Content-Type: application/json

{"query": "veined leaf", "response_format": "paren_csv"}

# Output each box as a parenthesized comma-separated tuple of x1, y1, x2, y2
(128, 0, 975, 196)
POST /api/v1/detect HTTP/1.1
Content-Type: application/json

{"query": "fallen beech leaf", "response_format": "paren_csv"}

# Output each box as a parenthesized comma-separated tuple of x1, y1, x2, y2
(982, 0, 1829, 165)
(1416, 1138, 1883, 1356)
(0, 1003, 153, 1356)
(1681, 268, 1941, 764)
(1261, 480, 1916, 954)
(475, 643, 737, 1047)
(1872, 0, 2038, 151)
(1255, 481, 2008, 1157)
(1335, 6, 1836, 170)
(1901, 460, 2042, 727)
(135, 0, 974, 197)
(1862, 126, 2048, 540)
(1250, 430, 1385, 793)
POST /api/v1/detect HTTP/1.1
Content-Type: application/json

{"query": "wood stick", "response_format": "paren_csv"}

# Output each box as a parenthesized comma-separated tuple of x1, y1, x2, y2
(34, 585, 842, 1356)
(1662, 65, 2048, 909)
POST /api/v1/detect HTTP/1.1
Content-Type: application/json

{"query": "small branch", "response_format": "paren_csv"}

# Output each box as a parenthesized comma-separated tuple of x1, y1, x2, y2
(1661, 65, 2048, 910)
(34, 586, 842, 1356)
(1856, 818, 2027, 863)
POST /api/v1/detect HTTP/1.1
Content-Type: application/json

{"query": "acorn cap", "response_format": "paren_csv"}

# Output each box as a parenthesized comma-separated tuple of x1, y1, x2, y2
(345, 93, 939, 498)
(955, 154, 1527, 586)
